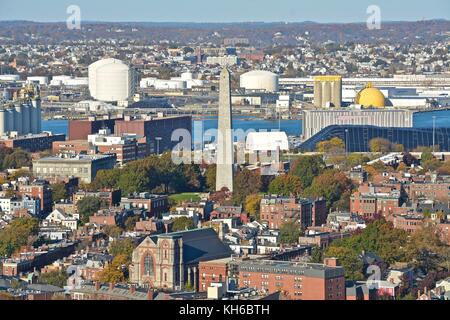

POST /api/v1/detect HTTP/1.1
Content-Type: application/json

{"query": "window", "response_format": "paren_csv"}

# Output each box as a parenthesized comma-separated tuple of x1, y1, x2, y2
(144, 254, 154, 276)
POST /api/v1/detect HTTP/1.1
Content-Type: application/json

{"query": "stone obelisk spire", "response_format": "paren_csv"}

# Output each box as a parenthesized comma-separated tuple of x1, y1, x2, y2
(216, 68, 234, 192)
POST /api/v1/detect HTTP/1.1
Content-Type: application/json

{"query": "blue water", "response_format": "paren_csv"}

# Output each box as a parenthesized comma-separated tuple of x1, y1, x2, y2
(42, 110, 450, 139)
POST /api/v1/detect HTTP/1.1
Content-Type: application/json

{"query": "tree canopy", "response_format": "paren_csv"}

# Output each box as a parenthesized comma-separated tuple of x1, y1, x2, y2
(0, 217, 39, 257)
(233, 169, 262, 205)
(290, 155, 326, 189)
(244, 194, 262, 220)
(172, 216, 196, 232)
(279, 221, 302, 244)
(268, 175, 303, 196)
(76, 196, 104, 223)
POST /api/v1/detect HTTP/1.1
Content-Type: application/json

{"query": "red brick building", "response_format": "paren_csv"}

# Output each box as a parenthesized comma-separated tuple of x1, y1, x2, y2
(350, 191, 405, 219)
(198, 258, 230, 292)
(233, 258, 345, 300)
(114, 115, 191, 154)
(120, 194, 169, 218)
(390, 215, 424, 233)
(68, 116, 120, 140)
(406, 182, 450, 202)
(260, 196, 313, 230)
(18, 180, 52, 213)
(52, 140, 91, 154)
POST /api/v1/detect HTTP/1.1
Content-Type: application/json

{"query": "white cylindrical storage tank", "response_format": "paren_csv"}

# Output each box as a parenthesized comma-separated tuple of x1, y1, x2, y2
(0, 109, 5, 136)
(240, 70, 279, 92)
(14, 104, 23, 134)
(22, 104, 31, 134)
(89, 58, 134, 102)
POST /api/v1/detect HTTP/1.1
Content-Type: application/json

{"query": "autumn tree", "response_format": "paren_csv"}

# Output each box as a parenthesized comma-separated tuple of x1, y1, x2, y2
(109, 238, 136, 263)
(369, 138, 393, 154)
(99, 254, 129, 283)
(244, 194, 262, 220)
(233, 169, 262, 205)
(316, 137, 345, 154)
(0, 217, 39, 257)
(305, 169, 353, 210)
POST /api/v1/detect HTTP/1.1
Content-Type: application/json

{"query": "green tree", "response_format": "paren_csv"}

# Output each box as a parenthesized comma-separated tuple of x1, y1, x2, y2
(309, 246, 324, 263)
(172, 216, 196, 232)
(109, 238, 136, 263)
(244, 194, 262, 220)
(268, 175, 303, 196)
(103, 225, 123, 238)
(92, 169, 120, 190)
(51, 183, 68, 203)
(76, 196, 103, 223)
(325, 246, 365, 280)
(290, 155, 325, 189)
(233, 169, 262, 205)
(124, 216, 141, 232)
(205, 165, 216, 191)
(279, 221, 302, 244)
(421, 151, 434, 163)
(3, 148, 32, 169)
(38, 269, 68, 288)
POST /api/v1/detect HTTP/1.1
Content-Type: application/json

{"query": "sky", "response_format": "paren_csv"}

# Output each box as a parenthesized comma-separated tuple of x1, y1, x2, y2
(0, 0, 449, 23)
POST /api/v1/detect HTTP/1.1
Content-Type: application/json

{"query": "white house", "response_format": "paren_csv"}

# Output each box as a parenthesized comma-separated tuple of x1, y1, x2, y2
(44, 209, 78, 230)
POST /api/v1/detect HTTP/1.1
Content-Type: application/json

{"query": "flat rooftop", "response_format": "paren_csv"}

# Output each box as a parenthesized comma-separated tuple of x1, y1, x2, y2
(36, 154, 115, 162)
(234, 259, 345, 278)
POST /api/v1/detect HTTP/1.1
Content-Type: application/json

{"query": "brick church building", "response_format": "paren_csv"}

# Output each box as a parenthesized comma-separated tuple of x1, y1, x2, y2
(129, 228, 232, 291)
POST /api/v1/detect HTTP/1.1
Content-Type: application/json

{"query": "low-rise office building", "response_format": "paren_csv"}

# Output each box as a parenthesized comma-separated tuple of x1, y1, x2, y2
(33, 154, 116, 184)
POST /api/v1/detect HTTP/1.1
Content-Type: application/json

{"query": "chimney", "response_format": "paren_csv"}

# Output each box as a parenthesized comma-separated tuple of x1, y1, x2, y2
(109, 282, 115, 291)
(324, 257, 339, 267)
(95, 281, 100, 291)
(147, 290, 154, 300)
(130, 285, 136, 294)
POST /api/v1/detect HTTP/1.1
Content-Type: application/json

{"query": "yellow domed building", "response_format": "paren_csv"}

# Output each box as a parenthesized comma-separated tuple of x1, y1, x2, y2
(355, 83, 386, 108)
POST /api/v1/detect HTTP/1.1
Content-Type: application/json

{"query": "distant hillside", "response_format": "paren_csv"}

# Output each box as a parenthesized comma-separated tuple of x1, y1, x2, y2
(0, 20, 448, 46)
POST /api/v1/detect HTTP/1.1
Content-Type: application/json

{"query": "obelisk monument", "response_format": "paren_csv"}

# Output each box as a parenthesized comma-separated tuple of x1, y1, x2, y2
(216, 68, 234, 192)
